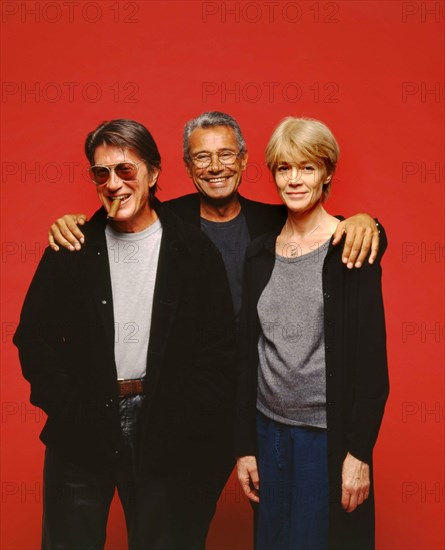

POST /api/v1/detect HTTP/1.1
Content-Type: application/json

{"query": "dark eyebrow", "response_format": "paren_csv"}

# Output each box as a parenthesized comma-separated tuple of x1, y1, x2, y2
(193, 148, 237, 155)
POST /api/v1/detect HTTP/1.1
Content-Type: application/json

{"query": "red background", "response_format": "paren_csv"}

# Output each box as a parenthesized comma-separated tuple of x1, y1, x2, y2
(1, 1, 444, 549)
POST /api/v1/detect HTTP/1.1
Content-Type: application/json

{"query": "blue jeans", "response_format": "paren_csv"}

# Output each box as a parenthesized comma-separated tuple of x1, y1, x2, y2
(256, 412, 329, 550)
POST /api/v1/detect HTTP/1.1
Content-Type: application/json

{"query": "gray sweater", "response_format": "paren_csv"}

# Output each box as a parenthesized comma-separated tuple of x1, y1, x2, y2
(256, 240, 330, 428)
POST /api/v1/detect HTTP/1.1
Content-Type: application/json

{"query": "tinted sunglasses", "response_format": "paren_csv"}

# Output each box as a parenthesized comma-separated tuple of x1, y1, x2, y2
(88, 161, 144, 185)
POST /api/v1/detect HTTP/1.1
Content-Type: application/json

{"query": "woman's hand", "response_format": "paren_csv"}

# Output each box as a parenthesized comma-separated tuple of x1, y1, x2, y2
(332, 213, 379, 269)
(341, 452, 370, 512)
(236, 455, 260, 503)
(48, 213, 88, 252)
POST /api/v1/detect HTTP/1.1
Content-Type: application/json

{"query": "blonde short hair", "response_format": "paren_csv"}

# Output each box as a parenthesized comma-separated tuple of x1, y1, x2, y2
(265, 117, 340, 200)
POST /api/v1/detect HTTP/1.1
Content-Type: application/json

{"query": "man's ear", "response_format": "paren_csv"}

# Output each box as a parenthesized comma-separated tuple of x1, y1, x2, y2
(149, 168, 160, 187)
(240, 151, 249, 171)
(324, 174, 332, 184)
(185, 161, 193, 178)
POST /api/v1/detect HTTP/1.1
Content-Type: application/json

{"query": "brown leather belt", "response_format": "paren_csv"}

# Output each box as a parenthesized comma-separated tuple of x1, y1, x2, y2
(117, 379, 145, 398)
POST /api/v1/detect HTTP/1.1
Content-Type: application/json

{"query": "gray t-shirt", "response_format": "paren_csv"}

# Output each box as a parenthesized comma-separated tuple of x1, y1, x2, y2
(257, 239, 330, 428)
(105, 220, 162, 380)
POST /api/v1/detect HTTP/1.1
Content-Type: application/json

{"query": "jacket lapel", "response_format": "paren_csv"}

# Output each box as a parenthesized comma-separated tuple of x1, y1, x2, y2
(144, 204, 188, 395)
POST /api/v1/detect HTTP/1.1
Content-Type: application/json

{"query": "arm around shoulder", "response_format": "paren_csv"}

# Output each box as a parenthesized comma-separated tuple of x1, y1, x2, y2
(333, 214, 386, 269)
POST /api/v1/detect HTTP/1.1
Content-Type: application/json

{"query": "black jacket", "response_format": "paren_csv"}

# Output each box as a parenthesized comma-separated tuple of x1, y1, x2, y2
(165, 193, 287, 239)
(14, 201, 236, 474)
(235, 223, 389, 550)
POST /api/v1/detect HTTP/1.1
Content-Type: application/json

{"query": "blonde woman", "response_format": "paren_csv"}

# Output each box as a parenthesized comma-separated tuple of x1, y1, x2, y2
(235, 117, 388, 550)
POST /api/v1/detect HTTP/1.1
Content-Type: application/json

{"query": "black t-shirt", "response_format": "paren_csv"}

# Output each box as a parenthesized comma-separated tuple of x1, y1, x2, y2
(200, 212, 250, 318)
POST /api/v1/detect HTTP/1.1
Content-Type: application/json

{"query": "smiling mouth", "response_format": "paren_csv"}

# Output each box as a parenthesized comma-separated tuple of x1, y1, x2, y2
(204, 176, 230, 185)
(109, 194, 131, 204)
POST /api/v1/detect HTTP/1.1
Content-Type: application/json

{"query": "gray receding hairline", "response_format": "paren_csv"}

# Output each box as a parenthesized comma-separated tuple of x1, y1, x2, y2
(183, 111, 247, 162)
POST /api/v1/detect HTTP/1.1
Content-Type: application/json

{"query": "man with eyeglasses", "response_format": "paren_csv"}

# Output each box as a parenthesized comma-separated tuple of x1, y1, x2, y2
(46, 111, 380, 545)
(14, 119, 236, 550)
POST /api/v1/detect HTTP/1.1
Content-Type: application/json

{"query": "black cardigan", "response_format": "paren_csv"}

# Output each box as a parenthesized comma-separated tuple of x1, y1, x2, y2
(235, 223, 389, 550)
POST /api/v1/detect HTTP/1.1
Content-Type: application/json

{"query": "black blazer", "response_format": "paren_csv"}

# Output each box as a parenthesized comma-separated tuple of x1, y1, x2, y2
(14, 201, 236, 473)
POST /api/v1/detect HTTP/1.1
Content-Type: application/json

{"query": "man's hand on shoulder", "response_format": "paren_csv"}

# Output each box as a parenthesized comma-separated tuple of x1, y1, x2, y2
(48, 214, 88, 252)
(332, 213, 380, 269)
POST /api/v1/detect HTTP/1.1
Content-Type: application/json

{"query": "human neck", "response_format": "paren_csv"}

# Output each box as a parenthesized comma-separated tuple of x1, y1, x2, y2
(109, 209, 158, 233)
(199, 194, 241, 222)
(283, 205, 327, 239)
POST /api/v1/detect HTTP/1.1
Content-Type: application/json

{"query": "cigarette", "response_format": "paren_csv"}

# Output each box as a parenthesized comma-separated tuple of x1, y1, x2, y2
(107, 197, 122, 220)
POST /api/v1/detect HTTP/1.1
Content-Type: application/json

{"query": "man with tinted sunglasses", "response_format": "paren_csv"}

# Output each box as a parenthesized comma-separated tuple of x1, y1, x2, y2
(14, 119, 236, 549)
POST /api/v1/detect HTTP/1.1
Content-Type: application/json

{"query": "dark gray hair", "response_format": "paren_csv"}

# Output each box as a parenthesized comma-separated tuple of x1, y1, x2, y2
(85, 119, 161, 204)
(183, 111, 246, 163)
